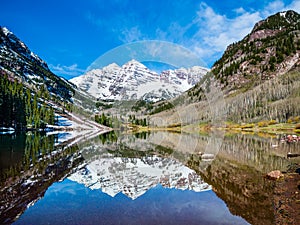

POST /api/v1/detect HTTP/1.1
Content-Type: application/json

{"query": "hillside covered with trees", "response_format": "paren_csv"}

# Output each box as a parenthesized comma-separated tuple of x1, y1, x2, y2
(0, 75, 55, 130)
(145, 10, 300, 127)
(212, 10, 300, 91)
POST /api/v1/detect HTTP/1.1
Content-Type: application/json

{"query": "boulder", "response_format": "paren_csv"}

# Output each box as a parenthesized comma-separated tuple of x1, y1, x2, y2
(266, 170, 283, 180)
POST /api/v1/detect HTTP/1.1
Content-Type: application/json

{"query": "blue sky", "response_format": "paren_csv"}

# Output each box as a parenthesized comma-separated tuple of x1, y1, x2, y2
(0, 0, 299, 79)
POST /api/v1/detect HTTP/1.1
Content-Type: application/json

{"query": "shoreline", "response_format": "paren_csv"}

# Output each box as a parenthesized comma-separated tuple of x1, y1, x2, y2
(273, 165, 300, 225)
(127, 122, 300, 135)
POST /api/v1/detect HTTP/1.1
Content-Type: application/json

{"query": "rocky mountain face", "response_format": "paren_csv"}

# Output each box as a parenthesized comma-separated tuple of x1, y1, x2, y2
(0, 26, 74, 101)
(211, 10, 300, 90)
(70, 59, 209, 102)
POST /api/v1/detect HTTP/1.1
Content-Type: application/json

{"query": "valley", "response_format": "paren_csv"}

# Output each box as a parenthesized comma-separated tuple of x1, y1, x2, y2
(0, 7, 300, 225)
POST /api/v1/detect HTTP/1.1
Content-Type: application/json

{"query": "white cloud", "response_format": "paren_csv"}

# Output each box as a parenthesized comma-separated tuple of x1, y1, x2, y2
(187, 3, 261, 63)
(286, 0, 300, 12)
(119, 26, 143, 43)
(160, 0, 300, 66)
(234, 7, 246, 14)
(263, 0, 285, 16)
(49, 64, 85, 78)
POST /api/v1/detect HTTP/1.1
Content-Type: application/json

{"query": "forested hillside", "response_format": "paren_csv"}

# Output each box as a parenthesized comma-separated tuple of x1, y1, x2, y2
(0, 75, 55, 130)
(147, 11, 300, 126)
(212, 10, 300, 91)
(0, 27, 77, 130)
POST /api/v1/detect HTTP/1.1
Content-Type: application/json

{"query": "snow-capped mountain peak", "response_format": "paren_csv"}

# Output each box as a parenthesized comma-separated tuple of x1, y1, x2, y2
(70, 60, 209, 102)
(0, 26, 48, 70)
(124, 59, 147, 68)
(103, 62, 120, 71)
(2, 27, 12, 36)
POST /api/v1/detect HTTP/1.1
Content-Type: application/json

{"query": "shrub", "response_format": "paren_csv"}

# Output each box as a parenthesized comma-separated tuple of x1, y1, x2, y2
(240, 123, 255, 129)
(258, 121, 269, 127)
(295, 124, 300, 133)
(294, 116, 300, 123)
(288, 116, 300, 123)
(269, 120, 277, 125)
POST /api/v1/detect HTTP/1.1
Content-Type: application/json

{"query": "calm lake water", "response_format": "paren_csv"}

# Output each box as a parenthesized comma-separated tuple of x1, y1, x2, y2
(0, 131, 299, 225)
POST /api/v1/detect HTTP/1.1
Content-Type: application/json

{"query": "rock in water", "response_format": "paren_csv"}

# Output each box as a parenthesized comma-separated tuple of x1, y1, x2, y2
(266, 170, 283, 180)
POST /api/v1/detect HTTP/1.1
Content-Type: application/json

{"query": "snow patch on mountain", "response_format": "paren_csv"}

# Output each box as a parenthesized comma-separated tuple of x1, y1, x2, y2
(70, 60, 209, 102)
(0, 26, 75, 101)
(2, 27, 12, 36)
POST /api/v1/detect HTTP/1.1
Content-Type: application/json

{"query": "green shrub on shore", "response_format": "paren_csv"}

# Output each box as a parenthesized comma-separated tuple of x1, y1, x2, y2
(256, 119, 278, 127)
(240, 123, 255, 129)
(295, 126, 300, 133)
(288, 116, 300, 123)
(268, 120, 277, 125)
(258, 121, 269, 127)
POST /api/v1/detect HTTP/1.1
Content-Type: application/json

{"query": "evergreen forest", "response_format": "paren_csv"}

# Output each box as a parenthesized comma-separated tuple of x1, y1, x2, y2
(0, 75, 55, 130)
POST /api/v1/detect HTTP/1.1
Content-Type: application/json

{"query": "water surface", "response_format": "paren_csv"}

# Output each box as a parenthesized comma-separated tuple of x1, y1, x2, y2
(0, 131, 299, 225)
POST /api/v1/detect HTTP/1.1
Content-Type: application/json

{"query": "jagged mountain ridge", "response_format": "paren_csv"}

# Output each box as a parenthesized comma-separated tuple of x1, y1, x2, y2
(0, 26, 74, 101)
(70, 59, 209, 102)
(68, 156, 211, 200)
(211, 10, 300, 90)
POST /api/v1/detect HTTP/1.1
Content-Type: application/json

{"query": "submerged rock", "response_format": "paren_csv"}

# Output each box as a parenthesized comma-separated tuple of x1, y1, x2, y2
(266, 170, 283, 180)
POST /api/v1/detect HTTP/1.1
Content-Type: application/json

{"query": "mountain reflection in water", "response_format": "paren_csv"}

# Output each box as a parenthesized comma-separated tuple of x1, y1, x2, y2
(1, 130, 298, 224)
(68, 156, 211, 200)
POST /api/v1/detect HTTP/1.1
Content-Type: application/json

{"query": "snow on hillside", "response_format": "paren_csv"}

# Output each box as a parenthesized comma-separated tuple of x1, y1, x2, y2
(0, 26, 74, 102)
(46, 111, 111, 147)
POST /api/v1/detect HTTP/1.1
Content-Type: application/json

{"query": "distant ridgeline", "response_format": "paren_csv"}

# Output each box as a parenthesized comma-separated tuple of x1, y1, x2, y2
(0, 26, 75, 130)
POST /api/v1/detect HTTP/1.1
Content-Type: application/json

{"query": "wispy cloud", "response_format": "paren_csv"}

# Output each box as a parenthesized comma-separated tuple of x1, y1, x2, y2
(189, 2, 261, 62)
(166, 0, 300, 66)
(150, 2, 262, 66)
(263, 0, 285, 16)
(85, 0, 300, 68)
(49, 64, 85, 79)
(286, 0, 300, 12)
(234, 7, 246, 14)
(119, 26, 143, 43)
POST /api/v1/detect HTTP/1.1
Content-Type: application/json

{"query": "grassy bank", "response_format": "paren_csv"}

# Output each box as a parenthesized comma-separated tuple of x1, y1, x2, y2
(129, 121, 300, 135)
(224, 121, 300, 134)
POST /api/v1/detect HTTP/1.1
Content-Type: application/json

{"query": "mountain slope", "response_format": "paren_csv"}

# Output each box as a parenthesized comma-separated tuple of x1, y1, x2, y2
(0, 26, 75, 101)
(0, 27, 99, 130)
(70, 59, 209, 102)
(211, 10, 300, 92)
(148, 10, 300, 126)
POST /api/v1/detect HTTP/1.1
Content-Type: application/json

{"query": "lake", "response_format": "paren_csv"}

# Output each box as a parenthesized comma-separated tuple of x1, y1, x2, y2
(0, 130, 299, 225)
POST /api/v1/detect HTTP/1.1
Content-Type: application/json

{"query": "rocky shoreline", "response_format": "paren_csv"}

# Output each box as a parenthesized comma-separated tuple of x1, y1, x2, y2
(273, 164, 300, 225)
